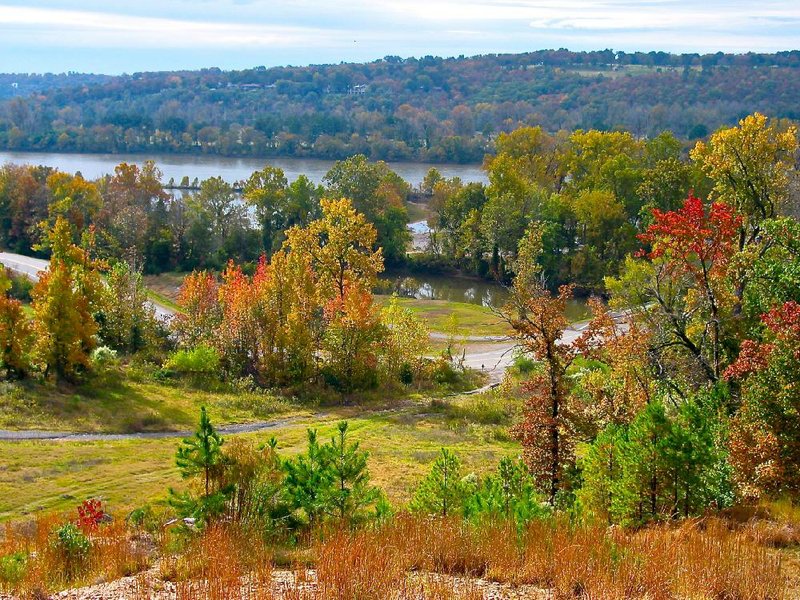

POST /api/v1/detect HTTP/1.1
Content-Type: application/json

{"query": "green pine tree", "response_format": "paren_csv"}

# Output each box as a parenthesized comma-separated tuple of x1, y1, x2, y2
(578, 423, 627, 524)
(410, 448, 468, 517)
(283, 429, 332, 526)
(464, 457, 548, 526)
(175, 406, 225, 497)
(323, 421, 380, 522)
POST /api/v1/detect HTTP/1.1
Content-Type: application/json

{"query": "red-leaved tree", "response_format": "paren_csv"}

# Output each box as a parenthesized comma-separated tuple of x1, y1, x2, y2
(725, 301, 800, 499)
(636, 193, 741, 383)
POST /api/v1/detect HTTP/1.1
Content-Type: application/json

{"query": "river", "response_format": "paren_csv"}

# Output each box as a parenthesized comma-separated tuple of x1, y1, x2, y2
(0, 151, 488, 187)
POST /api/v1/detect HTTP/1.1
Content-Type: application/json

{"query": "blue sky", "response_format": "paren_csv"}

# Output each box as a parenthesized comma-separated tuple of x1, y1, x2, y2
(1, 0, 799, 74)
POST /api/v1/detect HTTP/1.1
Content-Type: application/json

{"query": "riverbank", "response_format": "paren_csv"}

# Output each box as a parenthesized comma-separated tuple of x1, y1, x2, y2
(0, 150, 487, 187)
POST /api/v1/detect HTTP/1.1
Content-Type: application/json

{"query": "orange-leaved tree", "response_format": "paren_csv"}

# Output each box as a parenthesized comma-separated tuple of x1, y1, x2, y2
(0, 268, 33, 379)
(174, 270, 221, 348)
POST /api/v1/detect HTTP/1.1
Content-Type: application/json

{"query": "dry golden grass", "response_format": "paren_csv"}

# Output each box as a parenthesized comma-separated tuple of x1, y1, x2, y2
(304, 515, 787, 599)
(1, 512, 790, 599)
(170, 524, 272, 600)
(0, 513, 150, 598)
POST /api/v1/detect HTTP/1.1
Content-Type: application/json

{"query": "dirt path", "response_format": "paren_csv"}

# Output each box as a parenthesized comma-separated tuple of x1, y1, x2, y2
(30, 566, 548, 600)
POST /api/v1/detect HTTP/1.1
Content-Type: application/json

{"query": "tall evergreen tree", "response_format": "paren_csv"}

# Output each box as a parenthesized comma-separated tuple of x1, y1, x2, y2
(323, 421, 380, 522)
(175, 406, 225, 497)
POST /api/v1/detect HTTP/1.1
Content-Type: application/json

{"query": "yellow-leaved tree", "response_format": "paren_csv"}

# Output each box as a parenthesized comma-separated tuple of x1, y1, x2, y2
(285, 197, 385, 391)
(691, 112, 798, 248)
(31, 216, 105, 381)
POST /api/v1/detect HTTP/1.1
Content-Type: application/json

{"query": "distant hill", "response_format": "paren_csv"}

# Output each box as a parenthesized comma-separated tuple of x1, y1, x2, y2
(1, 49, 799, 163)
(0, 73, 114, 100)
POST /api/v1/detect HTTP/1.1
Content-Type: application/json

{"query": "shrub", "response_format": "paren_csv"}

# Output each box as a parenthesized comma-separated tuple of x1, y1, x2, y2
(0, 552, 27, 588)
(512, 354, 537, 375)
(76, 499, 106, 533)
(51, 523, 90, 579)
(91, 346, 118, 368)
(7, 272, 33, 303)
(165, 344, 221, 376)
(399, 361, 414, 385)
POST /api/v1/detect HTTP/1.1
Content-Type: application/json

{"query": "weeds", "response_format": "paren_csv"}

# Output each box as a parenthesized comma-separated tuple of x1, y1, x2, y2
(0, 510, 789, 599)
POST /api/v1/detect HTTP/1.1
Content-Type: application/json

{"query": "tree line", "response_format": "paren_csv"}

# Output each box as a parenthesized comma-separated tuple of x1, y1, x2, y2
(0, 195, 464, 394)
(2, 51, 800, 162)
(0, 154, 412, 272)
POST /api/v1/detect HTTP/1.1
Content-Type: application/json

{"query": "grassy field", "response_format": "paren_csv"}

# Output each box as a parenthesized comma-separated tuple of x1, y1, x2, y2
(0, 369, 300, 432)
(376, 296, 510, 337)
(0, 392, 519, 520)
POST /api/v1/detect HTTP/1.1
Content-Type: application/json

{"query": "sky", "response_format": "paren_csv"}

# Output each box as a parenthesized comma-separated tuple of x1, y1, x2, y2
(1, 0, 799, 74)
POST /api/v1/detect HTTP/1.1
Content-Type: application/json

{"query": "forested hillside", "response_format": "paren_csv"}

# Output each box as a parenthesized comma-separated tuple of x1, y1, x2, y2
(2, 49, 800, 162)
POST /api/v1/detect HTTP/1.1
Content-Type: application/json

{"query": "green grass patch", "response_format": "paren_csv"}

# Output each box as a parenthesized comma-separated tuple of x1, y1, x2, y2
(143, 272, 186, 305)
(376, 296, 510, 337)
(0, 367, 300, 433)
(146, 289, 181, 313)
(0, 400, 519, 521)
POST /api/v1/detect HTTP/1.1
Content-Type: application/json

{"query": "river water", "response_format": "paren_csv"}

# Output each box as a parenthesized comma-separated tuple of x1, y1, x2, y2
(0, 151, 488, 187)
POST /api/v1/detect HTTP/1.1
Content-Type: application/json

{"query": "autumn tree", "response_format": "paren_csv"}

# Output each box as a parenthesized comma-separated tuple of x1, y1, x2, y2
(323, 155, 410, 263)
(0, 164, 53, 253)
(506, 284, 584, 504)
(573, 299, 652, 432)
(173, 271, 221, 348)
(98, 260, 159, 354)
(725, 301, 800, 499)
(216, 250, 319, 386)
(0, 268, 33, 379)
(691, 113, 798, 250)
(285, 197, 383, 303)
(31, 217, 104, 381)
(487, 126, 565, 192)
(321, 283, 384, 391)
(608, 194, 741, 388)
(46, 172, 103, 239)
(97, 161, 168, 263)
(284, 198, 385, 390)
(378, 295, 429, 383)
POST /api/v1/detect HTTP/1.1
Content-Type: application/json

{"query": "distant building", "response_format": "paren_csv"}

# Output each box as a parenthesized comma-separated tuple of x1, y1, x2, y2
(348, 84, 368, 95)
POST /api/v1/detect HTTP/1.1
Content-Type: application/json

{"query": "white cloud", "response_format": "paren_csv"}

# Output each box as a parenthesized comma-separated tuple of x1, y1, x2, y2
(0, 0, 798, 72)
(0, 5, 352, 48)
(363, 0, 800, 31)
